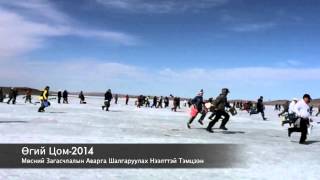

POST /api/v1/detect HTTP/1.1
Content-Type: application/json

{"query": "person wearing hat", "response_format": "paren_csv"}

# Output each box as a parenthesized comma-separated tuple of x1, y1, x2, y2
(288, 94, 312, 144)
(206, 88, 231, 133)
(38, 86, 50, 112)
(187, 89, 205, 128)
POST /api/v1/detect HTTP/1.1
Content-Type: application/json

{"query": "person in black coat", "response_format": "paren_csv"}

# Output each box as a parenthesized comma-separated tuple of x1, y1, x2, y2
(0, 88, 4, 102)
(7, 88, 18, 104)
(164, 96, 169, 108)
(62, 90, 69, 104)
(187, 90, 206, 128)
(79, 91, 86, 104)
(250, 96, 267, 120)
(157, 96, 163, 108)
(102, 89, 113, 111)
(172, 97, 179, 112)
(57, 91, 62, 104)
(137, 95, 144, 108)
(151, 96, 157, 108)
(125, 95, 129, 105)
(177, 97, 181, 109)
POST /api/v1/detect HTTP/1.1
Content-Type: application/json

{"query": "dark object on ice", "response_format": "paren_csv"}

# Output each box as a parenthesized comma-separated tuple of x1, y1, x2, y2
(125, 95, 129, 105)
(62, 90, 69, 104)
(0, 88, 4, 102)
(7, 88, 18, 104)
(137, 95, 144, 108)
(79, 91, 86, 104)
(171, 96, 180, 112)
(102, 89, 113, 111)
(57, 91, 62, 104)
(164, 96, 169, 108)
(157, 96, 163, 108)
(250, 96, 267, 120)
(151, 96, 157, 108)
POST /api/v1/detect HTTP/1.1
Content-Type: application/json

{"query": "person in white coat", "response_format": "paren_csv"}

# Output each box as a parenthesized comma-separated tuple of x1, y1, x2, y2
(282, 98, 298, 126)
(288, 94, 312, 144)
(289, 98, 298, 114)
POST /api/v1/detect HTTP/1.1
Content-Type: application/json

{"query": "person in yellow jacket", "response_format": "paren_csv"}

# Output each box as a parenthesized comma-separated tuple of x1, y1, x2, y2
(38, 86, 50, 112)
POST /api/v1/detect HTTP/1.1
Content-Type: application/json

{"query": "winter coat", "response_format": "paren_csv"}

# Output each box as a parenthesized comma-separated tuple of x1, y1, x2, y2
(57, 91, 62, 98)
(257, 98, 264, 111)
(191, 95, 204, 111)
(79, 93, 85, 101)
(294, 100, 311, 119)
(213, 93, 230, 111)
(173, 97, 179, 106)
(289, 101, 297, 114)
(63, 91, 68, 98)
(104, 92, 113, 101)
(39, 89, 49, 101)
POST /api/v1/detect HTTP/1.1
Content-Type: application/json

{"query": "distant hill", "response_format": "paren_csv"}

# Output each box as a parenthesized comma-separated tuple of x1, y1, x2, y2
(264, 100, 289, 105)
(0, 86, 41, 95)
(265, 99, 320, 107)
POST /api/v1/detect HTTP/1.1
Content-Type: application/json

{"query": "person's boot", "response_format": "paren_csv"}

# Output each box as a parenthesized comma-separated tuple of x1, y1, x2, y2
(206, 128, 214, 133)
(220, 126, 228, 130)
(198, 120, 203, 125)
(299, 141, 307, 145)
(187, 123, 191, 129)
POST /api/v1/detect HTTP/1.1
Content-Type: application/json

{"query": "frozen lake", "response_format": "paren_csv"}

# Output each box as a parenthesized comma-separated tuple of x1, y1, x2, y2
(0, 96, 319, 180)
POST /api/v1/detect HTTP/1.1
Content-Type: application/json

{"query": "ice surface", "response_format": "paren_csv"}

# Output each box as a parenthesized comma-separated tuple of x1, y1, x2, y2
(0, 96, 319, 180)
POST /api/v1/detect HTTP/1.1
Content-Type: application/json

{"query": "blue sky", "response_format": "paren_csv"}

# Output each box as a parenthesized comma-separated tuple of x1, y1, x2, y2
(0, 0, 320, 100)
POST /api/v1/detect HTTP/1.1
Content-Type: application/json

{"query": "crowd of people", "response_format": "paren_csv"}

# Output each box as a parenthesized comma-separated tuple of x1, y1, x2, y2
(1, 86, 318, 145)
